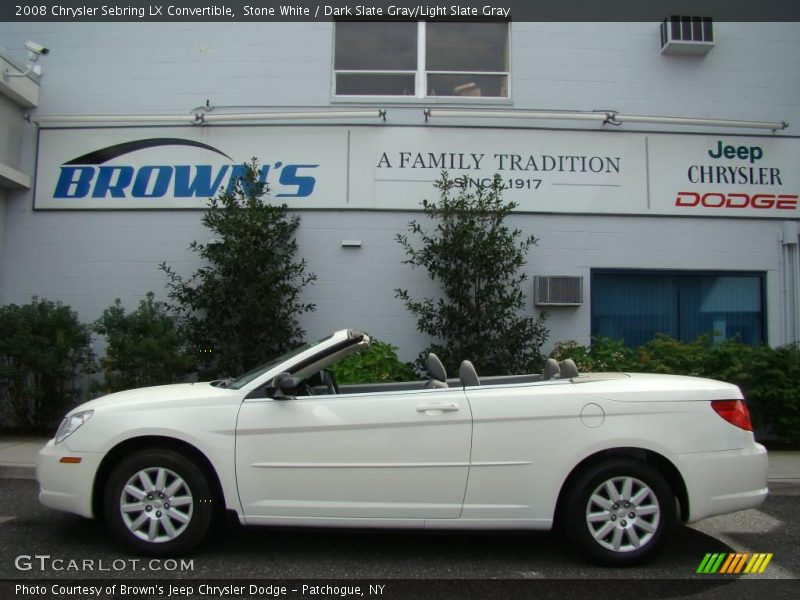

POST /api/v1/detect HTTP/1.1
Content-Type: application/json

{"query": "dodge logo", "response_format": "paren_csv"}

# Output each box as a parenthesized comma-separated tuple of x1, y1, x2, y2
(675, 192, 799, 210)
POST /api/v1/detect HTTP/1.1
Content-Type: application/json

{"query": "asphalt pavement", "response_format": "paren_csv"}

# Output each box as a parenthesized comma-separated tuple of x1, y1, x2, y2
(1, 435, 797, 597)
(0, 476, 798, 595)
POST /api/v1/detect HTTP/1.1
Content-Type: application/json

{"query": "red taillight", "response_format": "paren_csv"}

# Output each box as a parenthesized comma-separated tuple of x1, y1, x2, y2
(711, 399, 753, 431)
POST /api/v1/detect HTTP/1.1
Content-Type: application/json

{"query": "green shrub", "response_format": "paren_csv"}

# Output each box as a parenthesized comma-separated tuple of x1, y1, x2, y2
(0, 298, 93, 431)
(635, 334, 717, 375)
(93, 293, 194, 394)
(550, 337, 635, 372)
(331, 340, 416, 384)
(160, 159, 316, 379)
(396, 172, 548, 376)
(737, 344, 800, 446)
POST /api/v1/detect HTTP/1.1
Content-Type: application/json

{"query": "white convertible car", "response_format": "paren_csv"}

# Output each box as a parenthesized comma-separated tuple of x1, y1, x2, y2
(38, 329, 768, 565)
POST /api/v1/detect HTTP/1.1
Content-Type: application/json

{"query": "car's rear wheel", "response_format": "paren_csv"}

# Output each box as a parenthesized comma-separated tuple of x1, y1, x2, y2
(103, 449, 214, 555)
(565, 459, 675, 565)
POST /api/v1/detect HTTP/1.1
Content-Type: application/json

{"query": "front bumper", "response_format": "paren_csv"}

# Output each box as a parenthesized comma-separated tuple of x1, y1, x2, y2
(37, 439, 104, 519)
(678, 442, 768, 523)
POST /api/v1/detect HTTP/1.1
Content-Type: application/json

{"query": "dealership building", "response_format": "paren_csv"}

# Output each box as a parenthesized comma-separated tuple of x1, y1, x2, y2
(0, 17, 799, 361)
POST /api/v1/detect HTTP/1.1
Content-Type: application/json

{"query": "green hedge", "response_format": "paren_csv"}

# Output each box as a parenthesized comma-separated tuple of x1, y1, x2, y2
(3, 293, 798, 446)
(551, 335, 800, 446)
(0, 294, 194, 432)
(0, 298, 93, 431)
(92, 293, 194, 394)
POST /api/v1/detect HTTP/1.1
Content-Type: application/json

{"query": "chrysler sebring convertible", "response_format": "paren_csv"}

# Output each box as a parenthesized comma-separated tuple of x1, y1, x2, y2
(37, 329, 768, 565)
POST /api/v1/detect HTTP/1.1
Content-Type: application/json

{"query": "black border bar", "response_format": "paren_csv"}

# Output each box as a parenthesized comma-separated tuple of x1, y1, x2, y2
(2, 1, 800, 22)
(3, 578, 800, 600)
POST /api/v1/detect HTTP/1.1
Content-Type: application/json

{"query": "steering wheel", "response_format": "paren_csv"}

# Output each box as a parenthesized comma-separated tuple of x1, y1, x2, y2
(320, 369, 340, 395)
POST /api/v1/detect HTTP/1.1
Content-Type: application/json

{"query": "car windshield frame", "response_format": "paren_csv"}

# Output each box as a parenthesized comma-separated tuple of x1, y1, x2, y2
(225, 334, 335, 390)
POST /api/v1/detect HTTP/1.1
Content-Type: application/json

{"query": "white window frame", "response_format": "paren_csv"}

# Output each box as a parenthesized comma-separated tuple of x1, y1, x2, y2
(332, 21, 511, 102)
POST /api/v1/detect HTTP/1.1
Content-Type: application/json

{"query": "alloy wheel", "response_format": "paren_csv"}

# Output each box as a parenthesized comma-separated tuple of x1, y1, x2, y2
(119, 466, 194, 543)
(584, 475, 661, 553)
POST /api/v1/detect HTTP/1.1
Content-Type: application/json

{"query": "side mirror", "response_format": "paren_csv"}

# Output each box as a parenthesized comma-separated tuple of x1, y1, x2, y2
(272, 372, 300, 400)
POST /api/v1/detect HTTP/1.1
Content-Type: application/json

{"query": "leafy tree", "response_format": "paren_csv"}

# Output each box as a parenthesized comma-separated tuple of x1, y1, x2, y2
(93, 293, 194, 393)
(160, 159, 316, 378)
(396, 172, 548, 375)
(0, 298, 93, 431)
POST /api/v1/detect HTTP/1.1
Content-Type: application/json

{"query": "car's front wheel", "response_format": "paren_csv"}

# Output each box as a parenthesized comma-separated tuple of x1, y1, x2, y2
(565, 459, 676, 565)
(103, 449, 215, 555)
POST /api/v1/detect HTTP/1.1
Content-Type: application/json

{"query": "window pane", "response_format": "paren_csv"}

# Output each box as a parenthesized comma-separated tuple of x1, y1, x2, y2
(426, 22, 508, 72)
(678, 276, 763, 344)
(427, 74, 508, 97)
(335, 22, 417, 71)
(591, 274, 678, 347)
(591, 272, 764, 347)
(336, 73, 416, 96)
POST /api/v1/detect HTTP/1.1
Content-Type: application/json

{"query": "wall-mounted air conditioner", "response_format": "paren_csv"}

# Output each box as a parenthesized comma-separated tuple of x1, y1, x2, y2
(534, 276, 583, 306)
(660, 16, 714, 56)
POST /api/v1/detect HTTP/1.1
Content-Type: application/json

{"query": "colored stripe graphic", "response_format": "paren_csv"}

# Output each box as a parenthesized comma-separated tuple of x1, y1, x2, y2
(696, 553, 714, 573)
(733, 553, 750, 573)
(697, 553, 773, 575)
(710, 553, 726, 573)
(719, 553, 736, 573)
(725, 553, 748, 574)
(744, 553, 773, 574)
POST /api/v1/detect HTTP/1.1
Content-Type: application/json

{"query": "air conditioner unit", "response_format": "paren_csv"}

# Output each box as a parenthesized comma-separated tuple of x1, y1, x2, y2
(534, 276, 583, 306)
(660, 16, 714, 56)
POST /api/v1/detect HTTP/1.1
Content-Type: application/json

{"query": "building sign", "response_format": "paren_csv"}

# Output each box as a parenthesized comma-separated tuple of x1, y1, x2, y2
(35, 127, 348, 210)
(349, 127, 647, 214)
(648, 136, 798, 216)
(34, 126, 800, 218)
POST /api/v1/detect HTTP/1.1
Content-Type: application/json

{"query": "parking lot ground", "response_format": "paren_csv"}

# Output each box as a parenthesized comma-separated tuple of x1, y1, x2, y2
(0, 478, 797, 587)
(1, 439, 797, 599)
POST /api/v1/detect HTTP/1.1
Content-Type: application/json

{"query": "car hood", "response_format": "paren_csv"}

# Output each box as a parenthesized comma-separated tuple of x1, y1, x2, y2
(71, 382, 240, 414)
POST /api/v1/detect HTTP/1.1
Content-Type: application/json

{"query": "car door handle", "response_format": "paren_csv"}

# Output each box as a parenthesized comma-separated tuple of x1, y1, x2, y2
(416, 403, 459, 412)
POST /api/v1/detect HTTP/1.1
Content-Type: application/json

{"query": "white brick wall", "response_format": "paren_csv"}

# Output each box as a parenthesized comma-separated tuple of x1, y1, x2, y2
(0, 22, 798, 362)
(511, 22, 800, 125)
(0, 202, 787, 360)
(1, 22, 797, 124)
(0, 23, 334, 114)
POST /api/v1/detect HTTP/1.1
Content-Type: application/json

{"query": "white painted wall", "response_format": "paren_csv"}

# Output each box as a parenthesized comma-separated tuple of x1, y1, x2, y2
(0, 95, 24, 166)
(0, 22, 796, 126)
(0, 190, 5, 278)
(511, 22, 799, 126)
(0, 60, 33, 300)
(0, 22, 797, 363)
(0, 202, 787, 360)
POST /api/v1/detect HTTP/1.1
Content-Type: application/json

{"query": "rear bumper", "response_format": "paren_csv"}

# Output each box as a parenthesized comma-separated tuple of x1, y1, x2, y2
(678, 443, 768, 522)
(37, 439, 102, 519)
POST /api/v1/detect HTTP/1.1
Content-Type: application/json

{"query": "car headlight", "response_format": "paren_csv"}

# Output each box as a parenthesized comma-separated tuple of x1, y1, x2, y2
(55, 410, 94, 444)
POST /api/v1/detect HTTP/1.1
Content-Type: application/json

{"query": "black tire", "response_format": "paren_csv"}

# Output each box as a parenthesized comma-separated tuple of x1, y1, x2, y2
(564, 459, 676, 566)
(103, 448, 215, 556)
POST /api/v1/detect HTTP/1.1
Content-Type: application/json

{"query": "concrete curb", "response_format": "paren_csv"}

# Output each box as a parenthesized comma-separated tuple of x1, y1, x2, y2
(0, 465, 36, 479)
(0, 436, 48, 480)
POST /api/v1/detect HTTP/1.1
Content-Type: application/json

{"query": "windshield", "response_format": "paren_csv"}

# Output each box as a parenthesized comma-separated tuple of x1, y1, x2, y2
(226, 334, 335, 390)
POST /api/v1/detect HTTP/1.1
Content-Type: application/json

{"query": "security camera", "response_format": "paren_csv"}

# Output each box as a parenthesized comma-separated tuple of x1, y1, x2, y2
(2, 40, 49, 80)
(25, 41, 49, 56)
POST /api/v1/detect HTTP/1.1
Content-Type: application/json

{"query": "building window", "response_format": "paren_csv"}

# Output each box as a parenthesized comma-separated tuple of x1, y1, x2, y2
(591, 270, 765, 347)
(333, 21, 509, 98)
